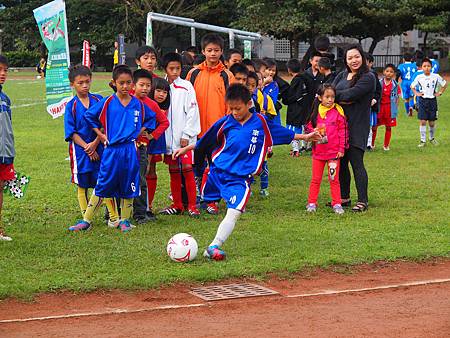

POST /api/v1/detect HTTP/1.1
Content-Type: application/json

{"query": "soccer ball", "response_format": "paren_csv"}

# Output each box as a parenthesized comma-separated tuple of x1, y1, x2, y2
(167, 233, 198, 262)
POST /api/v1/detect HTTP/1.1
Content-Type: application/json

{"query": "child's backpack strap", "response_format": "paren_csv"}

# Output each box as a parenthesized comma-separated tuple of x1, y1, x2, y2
(189, 68, 201, 86)
(189, 68, 229, 90)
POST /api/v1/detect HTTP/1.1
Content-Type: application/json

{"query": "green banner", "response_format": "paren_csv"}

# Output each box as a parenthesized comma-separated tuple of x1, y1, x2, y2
(244, 40, 252, 59)
(33, 0, 72, 119)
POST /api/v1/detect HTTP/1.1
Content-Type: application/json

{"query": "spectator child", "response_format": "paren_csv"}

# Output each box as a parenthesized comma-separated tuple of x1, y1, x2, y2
(229, 63, 249, 85)
(242, 58, 256, 73)
(318, 57, 336, 84)
(262, 59, 281, 125)
(371, 64, 400, 151)
(224, 49, 243, 69)
(305, 84, 348, 214)
(135, 46, 158, 74)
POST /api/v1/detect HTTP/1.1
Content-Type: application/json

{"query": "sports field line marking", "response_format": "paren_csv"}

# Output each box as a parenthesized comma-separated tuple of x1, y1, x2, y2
(0, 303, 207, 324)
(285, 278, 450, 298)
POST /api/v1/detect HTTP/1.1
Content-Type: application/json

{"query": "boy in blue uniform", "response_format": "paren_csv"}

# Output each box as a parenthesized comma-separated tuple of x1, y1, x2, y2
(397, 53, 417, 116)
(64, 65, 119, 225)
(174, 84, 320, 260)
(69, 65, 156, 233)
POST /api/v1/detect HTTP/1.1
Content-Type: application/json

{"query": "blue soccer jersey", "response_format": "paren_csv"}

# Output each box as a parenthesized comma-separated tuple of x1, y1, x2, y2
(398, 62, 417, 82)
(84, 94, 156, 145)
(196, 113, 294, 178)
(431, 59, 440, 74)
(64, 93, 103, 175)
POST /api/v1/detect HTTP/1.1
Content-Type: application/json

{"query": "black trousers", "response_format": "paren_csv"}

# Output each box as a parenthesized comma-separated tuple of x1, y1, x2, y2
(133, 145, 148, 218)
(339, 145, 368, 204)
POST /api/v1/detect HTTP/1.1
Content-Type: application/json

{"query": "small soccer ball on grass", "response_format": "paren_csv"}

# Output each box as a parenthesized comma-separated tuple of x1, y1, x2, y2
(167, 233, 198, 262)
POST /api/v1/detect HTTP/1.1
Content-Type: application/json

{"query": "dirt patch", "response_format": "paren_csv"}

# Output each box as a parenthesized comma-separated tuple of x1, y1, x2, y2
(1, 258, 449, 337)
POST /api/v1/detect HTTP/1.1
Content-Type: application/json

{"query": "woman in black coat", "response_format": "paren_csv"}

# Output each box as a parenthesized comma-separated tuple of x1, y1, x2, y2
(333, 44, 376, 212)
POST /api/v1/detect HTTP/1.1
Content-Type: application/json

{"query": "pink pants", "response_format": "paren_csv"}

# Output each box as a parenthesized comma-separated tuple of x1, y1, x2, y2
(308, 158, 341, 206)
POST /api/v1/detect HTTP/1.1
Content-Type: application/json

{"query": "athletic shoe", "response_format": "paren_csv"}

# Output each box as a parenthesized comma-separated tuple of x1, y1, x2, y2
(430, 138, 439, 146)
(0, 228, 12, 241)
(159, 205, 182, 215)
(383, 146, 390, 151)
(203, 245, 226, 261)
(118, 219, 133, 233)
(418, 141, 426, 148)
(259, 188, 269, 197)
(333, 204, 345, 215)
(206, 202, 219, 215)
(107, 219, 120, 228)
(187, 207, 201, 218)
(408, 107, 413, 117)
(133, 217, 148, 225)
(146, 210, 157, 221)
(306, 203, 317, 212)
(68, 220, 91, 232)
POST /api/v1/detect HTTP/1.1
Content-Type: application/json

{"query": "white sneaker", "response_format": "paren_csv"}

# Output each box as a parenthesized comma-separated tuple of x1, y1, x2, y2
(0, 229, 12, 241)
(418, 141, 426, 148)
(383, 146, 390, 151)
(430, 138, 439, 146)
(306, 203, 317, 212)
(107, 219, 120, 228)
(333, 204, 345, 215)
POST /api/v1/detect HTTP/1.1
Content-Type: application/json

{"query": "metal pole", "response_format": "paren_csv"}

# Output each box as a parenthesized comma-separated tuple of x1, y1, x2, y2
(229, 31, 235, 49)
(191, 27, 196, 47)
(146, 13, 153, 46)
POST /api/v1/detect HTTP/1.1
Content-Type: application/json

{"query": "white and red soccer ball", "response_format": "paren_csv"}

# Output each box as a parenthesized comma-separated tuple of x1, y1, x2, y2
(167, 233, 198, 262)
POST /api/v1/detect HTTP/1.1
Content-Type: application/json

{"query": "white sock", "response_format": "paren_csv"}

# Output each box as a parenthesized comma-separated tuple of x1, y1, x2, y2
(210, 208, 241, 247)
(367, 129, 373, 147)
(291, 140, 299, 152)
(429, 126, 436, 140)
(419, 126, 426, 142)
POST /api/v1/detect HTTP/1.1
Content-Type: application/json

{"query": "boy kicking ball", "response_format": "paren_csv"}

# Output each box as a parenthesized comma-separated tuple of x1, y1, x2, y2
(174, 84, 320, 260)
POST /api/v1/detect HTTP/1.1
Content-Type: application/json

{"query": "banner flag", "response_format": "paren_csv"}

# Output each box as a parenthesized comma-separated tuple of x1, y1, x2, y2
(33, 0, 72, 119)
(82, 40, 90, 67)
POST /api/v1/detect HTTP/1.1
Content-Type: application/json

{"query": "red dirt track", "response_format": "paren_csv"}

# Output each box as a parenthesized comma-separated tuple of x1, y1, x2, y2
(1, 259, 449, 337)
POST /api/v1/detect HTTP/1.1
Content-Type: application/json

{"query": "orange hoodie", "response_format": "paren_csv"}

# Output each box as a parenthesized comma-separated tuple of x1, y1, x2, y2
(186, 61, 235, 137)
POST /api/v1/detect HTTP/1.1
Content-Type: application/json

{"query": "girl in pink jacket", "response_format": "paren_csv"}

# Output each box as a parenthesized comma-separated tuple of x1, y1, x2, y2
(305, 84, 348, 214)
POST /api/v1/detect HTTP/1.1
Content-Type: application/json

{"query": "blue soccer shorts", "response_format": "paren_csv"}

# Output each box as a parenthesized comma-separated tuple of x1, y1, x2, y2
(201, 167, 251, 212)
(95, 142, 140, 199)
(401, 81, 413, 100)
(73, 171, 98, 189)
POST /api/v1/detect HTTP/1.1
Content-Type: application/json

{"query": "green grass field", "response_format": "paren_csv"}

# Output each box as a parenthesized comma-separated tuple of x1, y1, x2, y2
(0, 72, 449, 299)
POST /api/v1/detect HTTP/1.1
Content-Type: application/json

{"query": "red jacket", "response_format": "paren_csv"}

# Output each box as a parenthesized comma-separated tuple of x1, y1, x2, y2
(306, 104, 348, 161)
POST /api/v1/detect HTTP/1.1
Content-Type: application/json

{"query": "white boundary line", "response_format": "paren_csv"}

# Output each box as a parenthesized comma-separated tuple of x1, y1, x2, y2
(285, 278, 450, 298)
(1, 278, 449, 324)
(0, 303, 207, 324)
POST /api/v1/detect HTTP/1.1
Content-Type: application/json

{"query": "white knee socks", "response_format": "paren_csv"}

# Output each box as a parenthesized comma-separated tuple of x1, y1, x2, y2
(210, 208, 241, 247)
(419, 125, 427, 142)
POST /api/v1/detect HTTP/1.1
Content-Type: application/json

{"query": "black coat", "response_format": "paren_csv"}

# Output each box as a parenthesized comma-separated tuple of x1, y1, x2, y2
(301, 68, 324, 120)
(370, 69, 381, 113)
(333, 71, 376, 150)
(274, 75, 290, 111)
(282, 74, 308, 127)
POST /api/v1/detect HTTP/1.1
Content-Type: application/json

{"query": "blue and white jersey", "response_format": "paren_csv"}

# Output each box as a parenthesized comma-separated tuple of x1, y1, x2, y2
(84, 94, 156, 146)
(64, 93, 103, 173)
(431, 59, 440, 74)
(410, 73, 447, 99)
(196, 113, 294, 177)
(262, 81, 279, 110)
(398, 62, 417, 83)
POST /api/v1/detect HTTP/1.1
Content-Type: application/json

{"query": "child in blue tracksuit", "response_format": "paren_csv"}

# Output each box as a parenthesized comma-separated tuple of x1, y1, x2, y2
(174, 84, 320, 260)
(69, 65, 156, 233)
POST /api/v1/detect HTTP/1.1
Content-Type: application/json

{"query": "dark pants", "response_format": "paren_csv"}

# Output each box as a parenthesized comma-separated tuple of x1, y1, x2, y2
(339, 146, 368, 204)
(133, 145, 148, 218)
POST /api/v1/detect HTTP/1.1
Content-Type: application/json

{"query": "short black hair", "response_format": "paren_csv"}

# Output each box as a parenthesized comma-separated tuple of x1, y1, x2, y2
(112, 64, 132, 80)
(68, 64, 91, 83)
(193, 54, 206, 65)
(242, 58, 255, 68)
(263, 57, 277, 68)
(201, 33, 224, 51)
(225, 83, 252, 103)
(318, 57, 332, 70)
(186, 46, 198, 54)
(403, 53, 413, 62)
(310, 51, 322, 59)
(422, 58, 432, 66)
(181, 51, 194, 66)
(225, 48, 242, 61)
(384, 63, 397, 72)
(314, 36, 330, 52)
(135, 45, 158, 61)
(415, 50, 424, 60)
(286, 58, 301, 73)
(0, 55, 9, 67)
(229, 63, 249, 77)
(133, 69, 153, 84)
(247, 71, 259, 83)
(253, 59, 268, 72)
(161, 52, 183, 69)
(365, 53, 374, 63)
(150, 77, 171, 110)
